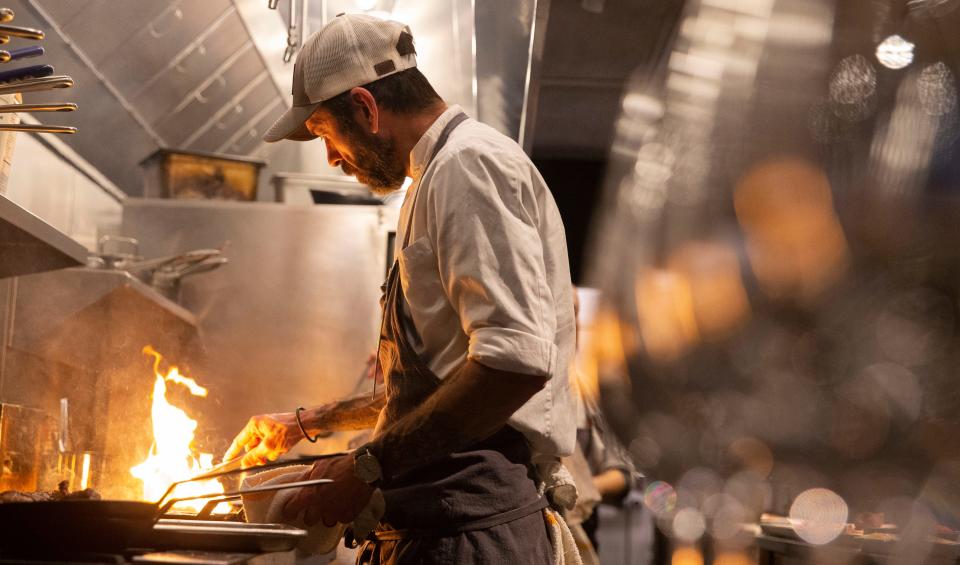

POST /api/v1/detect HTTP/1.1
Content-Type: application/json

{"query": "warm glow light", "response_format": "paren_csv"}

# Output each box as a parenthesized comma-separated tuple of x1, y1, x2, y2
(668, 241, 751, 340)
(80, 453, 91, 490)
(672, 546, 704, 565)
(635, 268, 699, 362)
(714, 552, 753, 565)
(734, 157, 848, 303)
(130, 346, 224, 512)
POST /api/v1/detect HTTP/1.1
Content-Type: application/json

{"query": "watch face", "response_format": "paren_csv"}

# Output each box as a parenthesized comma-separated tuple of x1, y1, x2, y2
(354, 451, 382, 483)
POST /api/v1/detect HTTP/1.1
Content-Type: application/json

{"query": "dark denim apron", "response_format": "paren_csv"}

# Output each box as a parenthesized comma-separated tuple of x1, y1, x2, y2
(356, 112, 552, 564)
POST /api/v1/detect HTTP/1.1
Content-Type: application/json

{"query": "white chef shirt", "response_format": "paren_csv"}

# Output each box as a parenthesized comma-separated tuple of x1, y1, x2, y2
(394, 105, 577, 457)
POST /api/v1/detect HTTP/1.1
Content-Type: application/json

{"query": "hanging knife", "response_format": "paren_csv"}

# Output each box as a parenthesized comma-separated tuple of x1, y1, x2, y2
(0, 123, 77, 134)
(0, 75, 73, 95)
(0, 64, 54, 84)
(0, 102, 77, 113)
(0, 24, 43, 41)
(7, 46, 43, 62)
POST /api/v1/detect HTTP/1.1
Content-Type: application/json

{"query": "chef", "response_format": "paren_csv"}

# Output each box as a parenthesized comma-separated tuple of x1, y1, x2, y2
(225, 13, 577, 563)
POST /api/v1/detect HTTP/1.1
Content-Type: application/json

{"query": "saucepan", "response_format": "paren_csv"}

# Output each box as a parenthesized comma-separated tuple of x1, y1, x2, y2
(0, 452, 345, 554)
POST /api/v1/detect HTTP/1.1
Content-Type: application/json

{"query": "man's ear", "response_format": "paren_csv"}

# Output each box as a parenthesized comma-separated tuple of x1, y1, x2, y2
(350, 87, 380, 134)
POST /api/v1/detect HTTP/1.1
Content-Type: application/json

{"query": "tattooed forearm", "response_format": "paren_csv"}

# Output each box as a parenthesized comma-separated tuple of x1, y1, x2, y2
(301, 390, 385, 434)
(368, 359, 547, 480)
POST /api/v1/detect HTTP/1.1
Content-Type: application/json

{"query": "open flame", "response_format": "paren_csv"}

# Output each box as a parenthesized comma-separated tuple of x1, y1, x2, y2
(130, 346, 224, 512)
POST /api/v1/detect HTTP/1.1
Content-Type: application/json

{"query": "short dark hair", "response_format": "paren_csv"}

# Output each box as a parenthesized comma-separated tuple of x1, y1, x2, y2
(322, 67, 442, 124)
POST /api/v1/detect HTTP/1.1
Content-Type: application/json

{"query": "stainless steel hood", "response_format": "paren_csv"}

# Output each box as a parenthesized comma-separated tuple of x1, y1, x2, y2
(4, 0, 546, 195)
(0, 193, 87, 279)
(5, 0, 290, 195)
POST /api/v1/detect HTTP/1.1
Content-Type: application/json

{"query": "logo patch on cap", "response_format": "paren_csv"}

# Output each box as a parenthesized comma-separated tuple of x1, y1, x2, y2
(374, 60, 396, 76)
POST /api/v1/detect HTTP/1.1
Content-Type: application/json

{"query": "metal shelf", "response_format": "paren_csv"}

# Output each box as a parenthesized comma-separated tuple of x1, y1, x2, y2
(0, 193, 88, 280)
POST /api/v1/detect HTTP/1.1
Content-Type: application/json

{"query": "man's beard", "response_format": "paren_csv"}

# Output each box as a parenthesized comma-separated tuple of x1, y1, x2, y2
(336, 117, 407, 195)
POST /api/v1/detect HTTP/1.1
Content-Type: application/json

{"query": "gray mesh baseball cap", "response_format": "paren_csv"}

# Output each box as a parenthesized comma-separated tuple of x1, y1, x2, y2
(263, 13, 417, 143)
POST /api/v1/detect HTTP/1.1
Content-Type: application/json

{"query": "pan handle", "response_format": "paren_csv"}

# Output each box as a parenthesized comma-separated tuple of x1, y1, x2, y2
(197, 495, 241, 518)
(155, 478, 333, 518)
(154, 451, 350, 510)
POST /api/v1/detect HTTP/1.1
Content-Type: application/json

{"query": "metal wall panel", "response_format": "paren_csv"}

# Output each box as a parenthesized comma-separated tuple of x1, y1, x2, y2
(154, 50, 263, 147)
(121, 199, 395, 446)
(133, 11, 249, 125)
(187, 78, 278, 153)
(100, 1, 233, 96)
(43, 0, 170, 64)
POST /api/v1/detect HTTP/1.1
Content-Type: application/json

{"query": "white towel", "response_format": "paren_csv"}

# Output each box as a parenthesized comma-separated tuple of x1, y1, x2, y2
(533, 454, 580, 511)
(544, 508, 584, 565)
(241, 465, 385, 556)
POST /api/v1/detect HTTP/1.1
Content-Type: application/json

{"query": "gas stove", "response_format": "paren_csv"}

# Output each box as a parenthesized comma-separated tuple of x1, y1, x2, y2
(0, 504, 305, 565)
(0, 548, 295, 565)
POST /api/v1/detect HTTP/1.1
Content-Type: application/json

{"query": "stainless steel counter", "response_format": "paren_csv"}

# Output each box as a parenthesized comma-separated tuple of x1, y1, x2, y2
(0, 193, 88, 280)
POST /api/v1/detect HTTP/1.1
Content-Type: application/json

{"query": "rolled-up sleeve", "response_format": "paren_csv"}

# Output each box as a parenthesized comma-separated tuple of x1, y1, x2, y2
(425, 147, 559, 377)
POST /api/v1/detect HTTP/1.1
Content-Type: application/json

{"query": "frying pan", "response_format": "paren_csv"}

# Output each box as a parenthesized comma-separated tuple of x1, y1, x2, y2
(0, 452, 346, 555)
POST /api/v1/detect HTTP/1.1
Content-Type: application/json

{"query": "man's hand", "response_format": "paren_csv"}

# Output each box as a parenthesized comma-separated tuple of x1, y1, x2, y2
(223, 412, 302, 468)
(283, 454, 374, 527)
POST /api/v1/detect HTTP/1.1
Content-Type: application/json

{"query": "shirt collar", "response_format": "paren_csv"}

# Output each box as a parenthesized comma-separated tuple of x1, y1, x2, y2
(409, 105, 464, 181)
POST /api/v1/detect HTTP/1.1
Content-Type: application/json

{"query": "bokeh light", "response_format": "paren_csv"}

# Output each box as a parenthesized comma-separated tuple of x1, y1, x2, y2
(673, 507, 707, 542)
(588, 0, 960, 558)
(645, 480, 679, 516)
(875, 34, 915, 69)
(789, 488, 849, 545)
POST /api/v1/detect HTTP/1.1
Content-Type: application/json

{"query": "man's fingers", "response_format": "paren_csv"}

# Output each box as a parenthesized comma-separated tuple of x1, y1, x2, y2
(223, 421, 259, 461)
(223, 436, 247, 462)
(282, 490, 305, 520)
(283, 485, 322, 521)
(321, 507, 338, 528)
(304, 504, 323, 527)
(240, 441, 272, 468)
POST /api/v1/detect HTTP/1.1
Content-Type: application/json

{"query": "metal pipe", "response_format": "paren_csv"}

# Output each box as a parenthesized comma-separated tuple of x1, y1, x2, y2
(517, 0, 551, 154)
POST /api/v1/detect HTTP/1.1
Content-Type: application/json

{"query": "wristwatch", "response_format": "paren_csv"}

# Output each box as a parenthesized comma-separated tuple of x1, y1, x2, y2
(353, 446, 383, 486)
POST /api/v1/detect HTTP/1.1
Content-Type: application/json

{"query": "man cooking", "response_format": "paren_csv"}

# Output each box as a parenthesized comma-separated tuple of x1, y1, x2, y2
(224, 13, 577, 563)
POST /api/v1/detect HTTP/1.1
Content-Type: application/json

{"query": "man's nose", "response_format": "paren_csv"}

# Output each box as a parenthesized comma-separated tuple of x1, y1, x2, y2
(325, 139, 342, 167)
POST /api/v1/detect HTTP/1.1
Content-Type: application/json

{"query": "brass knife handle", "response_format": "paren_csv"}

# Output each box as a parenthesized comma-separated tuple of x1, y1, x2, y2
(0, 24, 43, 40)
(0, 124, 77, 134)
(0, 103, 77, 113)
(0, 75, 74, 95)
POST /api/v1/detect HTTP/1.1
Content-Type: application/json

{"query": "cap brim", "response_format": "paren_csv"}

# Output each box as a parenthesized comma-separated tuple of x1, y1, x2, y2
(262, 102, 322, 142)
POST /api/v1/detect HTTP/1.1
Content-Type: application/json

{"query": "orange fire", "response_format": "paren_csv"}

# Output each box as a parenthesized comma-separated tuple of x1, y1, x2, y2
(130, 346, 224, 512)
